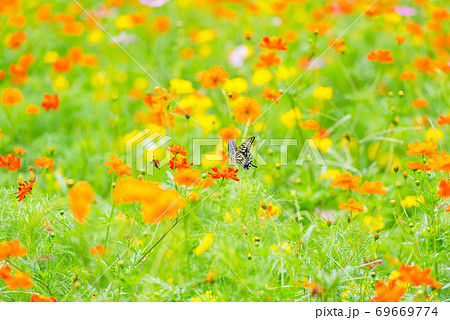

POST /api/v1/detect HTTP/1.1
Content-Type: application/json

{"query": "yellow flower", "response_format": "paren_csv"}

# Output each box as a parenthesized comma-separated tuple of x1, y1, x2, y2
(223, 78, 248, 93)
(402, 195, 424, 208)
(425, 127, 443, 142)
(52, 75, 69, 90)
(170, 78, 194, 94)
(88, 30, 104, 43)
(363, 215, 385, 232)
(199, 44, 212, 58)
(195, 29, 216, 43)
(194, 233, 215, 256)
(270, 241, 293, 254)
(276, 66, 298, 81)
(197, 114, 220, 135)
(115, 15, 134, 29)
(280, 107, 302, 128)
(191, 290, 217, 302)
(44, 51, 59, 64)
(312, 86, 333, 100)
(321, 169, 340, 180)
(252, 68, 273, 86)
(133, 77, 149, 90)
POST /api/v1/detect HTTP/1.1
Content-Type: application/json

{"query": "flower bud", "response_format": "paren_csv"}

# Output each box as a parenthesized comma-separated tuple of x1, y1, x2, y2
(242, 226, 248, 235)
(260, 200, 267, 209)
(390, 200, 396, 207)
(326, 219, 332, 226)
(393, 165, 399, 173)
(402, 171, 408, 179)
(415, 180, 420, 186)
(374, 233, 380, 240)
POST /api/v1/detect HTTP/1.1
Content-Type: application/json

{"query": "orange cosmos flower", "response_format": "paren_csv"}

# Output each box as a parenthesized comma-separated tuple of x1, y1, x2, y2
(300, 119, 320, 130)
(256, 52, 281, 68)
(52, 57, 71, 73)
(395, 35, 406, 44)
(173, 168, 202, 187)
(414, 56, 435, 75)
(406, 141, 438, 158)
(437, 113, 450, 126)
(113, 177, 160, 204)
(62, 21, 84, 36)
(34, 157, 54, 169)
(169, 157, 192, 170)
(0, 70, 4, 80)
(358, 181, 387, 196)
(13, 146, 26, 155)
(370, 280, 406, 302)
(338, 0, 354, 14)
(0, 264, 11, 280)
(437, 178, 450, 198)
(339, 198, 365, 213)
(7, 14, 26, 27)
(218, 125, 241, 143)
(0, 128, 3, 140)
(330, 171, 360, 191)
(259, 36, 287, 51)
(31, 294, 57, 302)
(81, 54, 99, 67)
(400, 71, 416, 81)
(428, 151, 450, 173)
(0, 0, 22, 15)
(328, 39, 345, 53)
(432, 8, 450, 21)
(7, 30, 27, 50)
(141, 189, 186, 224)
(208, 165, 239, 181)
(0, 154, 21, 171)
(35, 4, 52, 22)
(406, 161, 429, 172)
(42, 220, 53, 232)
(1, 87, 23, 106)
(167, 144, 187, 156)
(89, 244, 107, 257)
(366, 49, 394, 64)
(406, 21, 423, 37)
(68, 47, 83, 64)
(69, 181, 95, 223)
(154, 16, 171, 33)
(41, 93, 60, 111)
(25, 105, 40, 114)
(104, 154, 132, 178)
(200, 65, 229, 89)
(0, 239, 27, 261)
(261, 88, 282, 104)
(233, 97, 262, 124)
(412, 98, 428, 108)
(397, 264, 442, 289)
(4, 270, 33, 290)
(15, 177, 36, 202)
(258, 203, 281, 219)
(200, 176, 214, 190)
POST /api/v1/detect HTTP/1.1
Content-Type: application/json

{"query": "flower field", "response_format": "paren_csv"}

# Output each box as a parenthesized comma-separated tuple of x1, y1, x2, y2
(0, 0, 449, 302)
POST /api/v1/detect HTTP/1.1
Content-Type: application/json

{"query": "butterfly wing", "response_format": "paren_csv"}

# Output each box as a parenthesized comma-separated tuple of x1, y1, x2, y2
(236, 137, 256, 169)
(228, 139, 238, 168)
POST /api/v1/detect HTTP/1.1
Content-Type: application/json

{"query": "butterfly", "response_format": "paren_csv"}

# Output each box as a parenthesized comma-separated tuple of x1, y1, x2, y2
(228, 137, 257, 170)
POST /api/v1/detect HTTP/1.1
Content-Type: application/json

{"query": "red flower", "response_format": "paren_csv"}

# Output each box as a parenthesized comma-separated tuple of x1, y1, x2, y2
(167, 144, 187, 156)
(15, 177, 36, 202)
(0, 154, 21, 171)
(259, 36, 287, 51)
(208, 165, 239, 181)
(169, 157, 192, 170)
(41, 93, 60, 111)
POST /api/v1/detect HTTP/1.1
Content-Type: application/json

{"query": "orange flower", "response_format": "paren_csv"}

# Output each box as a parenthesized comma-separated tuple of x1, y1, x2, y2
(300, 119, 320, 130)
(328, 39, 345, 53)
(104, 154, 132, 178)
(208, 165, 239, 181)
(200, 176, 214, 190)
(25, 105, 40, 114)
(113, 177, 160, 204)
(366, 49, 394, 64)
(259, 36, 287, 51)
(4, 270, 33, 290)
(31, 294, 57, 302)
(141, 189, 186, 224)
(0, 0, 21, 15)
(35, 4, 52, 22)
(34, 157, 55, 169)
(406, 141, 438, 158)
(41, 93, 60, 111)
(428, 151, 450, 173)
(256, 52, 281, 68)
(13, 146, 26, 155)
(370, 280, 406, 302)
(218, 125, 241, 143)
(260, 88, 281, 104)
(0, 264, 11, 280)
(395, 35, 406, 44)
(400, 71, 416, 81)
(167, 144, 187, 156)
(406, 21, 423, 37)
(412, 98, 428, 108)
(1, 87, 23, 106)
(307, 21, 332, 35)
(89, 244, 107, 257)
(7, 14, 26, 27)
(432, 8, 450, 21)
(414, 56, 435, 75)
(7, 31, 27, 50)
(437, 113, 450, 126)
(330, 171, 360, 191)
(258, 203, 281, 219)
(406, 161, 429, 172)
(0, 239, 27, 261)
(437, 178, 450, 198)
(62, 21, 84, 36)
(154, 16, 170, 33)
(233, 97, 262, 124)
(15, 177, 36, 202)
(68, 47, 83, 64)
(69, 181, 95, 223)
(358, 181, 387, 196)
(339, 198, 365, 213)
(173, 168, 202, 187)
(0, 154, 21, 171)
(397, 264, 442, 289)
(169, 157, 192, 170)
(0, 70, 4, 80)
(52, 57, 71, 73)
(200, 65, 229, 89)
(42, 220, 53, 232)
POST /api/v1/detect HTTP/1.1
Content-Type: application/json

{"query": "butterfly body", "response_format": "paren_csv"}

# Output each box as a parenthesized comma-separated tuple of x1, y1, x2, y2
(228, 137, 257, 170)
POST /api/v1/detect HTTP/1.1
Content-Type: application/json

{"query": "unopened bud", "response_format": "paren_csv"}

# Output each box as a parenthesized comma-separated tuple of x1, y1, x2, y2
(374, 233, 380, 240)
